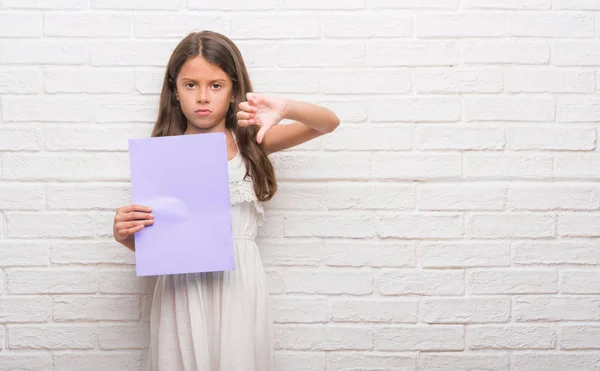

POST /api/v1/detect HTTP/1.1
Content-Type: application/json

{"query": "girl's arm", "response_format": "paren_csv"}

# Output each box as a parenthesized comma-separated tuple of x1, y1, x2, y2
(262, 99, 340, 154)
(237, 94, 340, 154)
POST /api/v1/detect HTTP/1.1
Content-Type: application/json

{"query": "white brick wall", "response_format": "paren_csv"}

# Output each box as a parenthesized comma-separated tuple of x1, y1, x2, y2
(0, 1, 599, 370)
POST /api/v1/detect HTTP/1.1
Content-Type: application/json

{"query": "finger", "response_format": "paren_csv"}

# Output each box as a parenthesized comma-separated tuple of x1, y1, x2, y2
(236, 111, 254, 120)
(238, 101, 256, 112)
(116, 211, 153, 222)
(256, 125, 269, 144)
(120, 204, 152, 213)
(117, 219, 154, 230)
(119, 224, 146, 239)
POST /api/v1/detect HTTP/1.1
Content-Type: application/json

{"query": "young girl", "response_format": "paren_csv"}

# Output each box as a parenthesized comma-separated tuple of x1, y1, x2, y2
(112, 31, 339, 371)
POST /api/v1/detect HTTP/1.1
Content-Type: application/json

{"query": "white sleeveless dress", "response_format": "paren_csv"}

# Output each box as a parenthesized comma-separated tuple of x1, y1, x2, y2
(146, 148, 274, 371)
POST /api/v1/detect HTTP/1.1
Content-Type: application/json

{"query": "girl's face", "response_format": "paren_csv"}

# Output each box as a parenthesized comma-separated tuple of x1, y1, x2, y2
(175, 55, 235, 135)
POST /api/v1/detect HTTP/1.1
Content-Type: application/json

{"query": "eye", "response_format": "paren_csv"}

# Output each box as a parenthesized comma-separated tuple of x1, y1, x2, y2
(185, 82, 196, 89)
(211, 83, 222, 89)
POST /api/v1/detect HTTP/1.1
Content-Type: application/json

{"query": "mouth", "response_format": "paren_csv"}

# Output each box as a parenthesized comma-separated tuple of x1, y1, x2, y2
(194, 109, 211, 116)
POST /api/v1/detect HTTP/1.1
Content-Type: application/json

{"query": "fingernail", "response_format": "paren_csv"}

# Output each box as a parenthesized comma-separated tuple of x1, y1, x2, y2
(149, 214, 154, 217)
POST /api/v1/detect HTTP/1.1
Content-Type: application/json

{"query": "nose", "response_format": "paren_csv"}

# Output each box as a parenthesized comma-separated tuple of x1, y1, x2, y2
(196, 87, 209, 103)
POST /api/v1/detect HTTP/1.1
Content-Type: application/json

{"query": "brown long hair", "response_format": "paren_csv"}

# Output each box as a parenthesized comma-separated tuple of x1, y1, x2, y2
(151, 31, 277, 202)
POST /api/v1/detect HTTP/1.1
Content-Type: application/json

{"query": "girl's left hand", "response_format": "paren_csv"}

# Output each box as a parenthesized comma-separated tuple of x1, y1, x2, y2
(237, 93, 287, 144)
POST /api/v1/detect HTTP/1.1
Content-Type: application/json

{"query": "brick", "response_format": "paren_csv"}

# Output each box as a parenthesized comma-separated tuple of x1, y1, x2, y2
(558, 97, 600, 122)
(558, 214, 600, 237)
(324, 125, 413, 151)
(554, 41, 600, 66)
(374, 153, 462, 180)
(560, 325, 600, 349)
(7, 212, 114, 238)
(0, 183, 45, 210)
(468, 269, 557, 294)
(505, 69, 595, 93)
(511, 353, 600, 371)
(417, 13, 504, 37)
(327, 352, 415, 371)
(276, 325, 372, 350)
(135, 13, 225, 38)
(554, 154, 600, 179)
(97, 324, 150, 349)
(276, 0, 361, 9)
(53, 352, 142, 371)
(236, 42, 278, 68)
(284, 213, 373, 238)
(331, 298, 417, 323)
(561, 270, 600, 294)
(371, 97, 460, 122)
(0, 68, 41, 93)
(370, 41, 458, 66)
(376, 270, 464, 296)
(507, 13, 594, 37)
(91, 40, 178, 66)
(282, 270, 372, 295)
(420, 353, 508, 371)
(188, 0, 274, 9)
(0, 353, 52, 370)
(461, 41, 550, 64)
(3, 153, 130, 181)
(368, 0, 458, 9)
(95, 96, 158, 122)
(45, 13, 131, 37)
(467, 325, 556, 350)
(252, 70, 319, 94)
(271, 153, 371, 180)
(464, 0, 550, 8)
(271, 296, 328, 323)
(231, 15, 319, 39)
(92, 0, 183, 9)
(50, 240, 135, 265)
(414, 68, 502, 93)
(98, 269, 156, 294)
(269, 182, 415, 211)
(259, 240, 324, 267)
(0, 12, 42, 37)
(513, 240, 600, 265)
(53, 296, 139, 321)
(275, 352, 326, 371)
(514, 296, 600, 321)
(47, 183, 131, 210)
(416, 125, 504, 150)
(278, 42, 365, 67)
(45, 68, 134, 93)
(8, 325, 96, 350)
(265, 270, 284, 294)
(322, 70, 411, 94)
(325, 241, 415, 268)
(374, 325, 464, 351)
(323, 14, 412, 38)
(7, 268, 97, 294)
(0, 40, 88, 64)
(0, 241, 49, 266)
(465, 154, 553, 179)
(0, 297, 52, 323)
(317, 100, 368, 123)
(508, 184, 600, 211)
(469, 213, 556, 239)
(507, 126, 595, 150)
(421, 297, 510, 324)
(418, 183, 506, 211)
(418, 242, 510, 268)
(134, 67, 164, 94)
(0, 127, 42, 151)
(2, 0, 87, 8)
(2, 95, 94, 122)
(377, 213, 463, 239)
(464, 96, 555, 121)
(555, 0, 600, 9)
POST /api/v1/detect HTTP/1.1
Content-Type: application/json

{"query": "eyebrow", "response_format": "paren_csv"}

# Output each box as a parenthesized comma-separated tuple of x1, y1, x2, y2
(180, 77, 228, 83)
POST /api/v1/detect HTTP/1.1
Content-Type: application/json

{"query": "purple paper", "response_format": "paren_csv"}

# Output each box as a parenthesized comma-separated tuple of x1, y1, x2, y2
(128, 133, 234, 276)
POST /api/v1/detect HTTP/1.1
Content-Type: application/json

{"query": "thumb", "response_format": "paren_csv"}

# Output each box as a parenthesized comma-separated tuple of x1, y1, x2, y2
(256, 125, 268, 144)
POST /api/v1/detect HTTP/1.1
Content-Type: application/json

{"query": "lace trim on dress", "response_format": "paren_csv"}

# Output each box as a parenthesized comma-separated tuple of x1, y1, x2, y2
(229, 177, 265, 224)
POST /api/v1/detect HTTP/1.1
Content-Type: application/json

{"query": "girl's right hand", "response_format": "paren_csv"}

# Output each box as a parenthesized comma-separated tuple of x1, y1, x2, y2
(113, 204, 154, 243)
